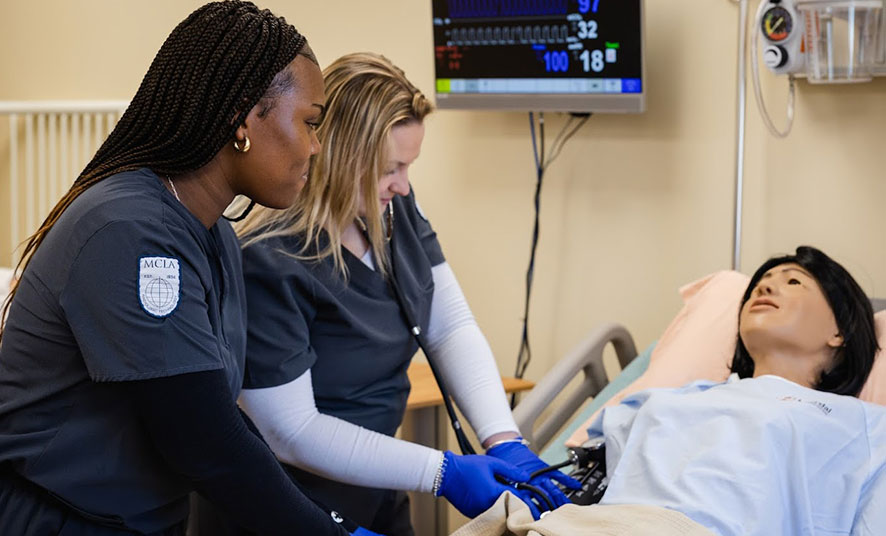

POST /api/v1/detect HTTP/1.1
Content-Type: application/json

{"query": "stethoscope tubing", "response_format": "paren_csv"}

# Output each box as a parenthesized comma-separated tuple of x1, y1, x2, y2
(383, 201, 477, 455)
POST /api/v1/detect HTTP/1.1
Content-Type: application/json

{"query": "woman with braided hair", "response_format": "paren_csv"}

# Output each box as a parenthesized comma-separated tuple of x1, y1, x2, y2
(0, 3, 378, 535)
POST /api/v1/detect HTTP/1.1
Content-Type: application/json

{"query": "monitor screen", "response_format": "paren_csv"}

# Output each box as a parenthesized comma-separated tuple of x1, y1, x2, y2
(431, 0, 645, 113)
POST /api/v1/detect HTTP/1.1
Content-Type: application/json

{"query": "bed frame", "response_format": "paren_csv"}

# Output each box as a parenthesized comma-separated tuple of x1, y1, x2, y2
(513, 322, 638, 450)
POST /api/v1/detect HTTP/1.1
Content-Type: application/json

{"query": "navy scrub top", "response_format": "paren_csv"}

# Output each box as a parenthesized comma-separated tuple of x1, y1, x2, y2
(0, 168, 247, 533)
(242, 190, 444, 437)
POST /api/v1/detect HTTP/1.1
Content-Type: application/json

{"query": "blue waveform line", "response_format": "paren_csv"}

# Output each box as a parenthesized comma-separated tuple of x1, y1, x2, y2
(447, 0, 568, 19)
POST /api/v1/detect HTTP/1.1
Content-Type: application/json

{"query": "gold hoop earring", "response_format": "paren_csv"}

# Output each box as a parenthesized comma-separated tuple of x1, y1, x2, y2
(233, 136, 251, 153)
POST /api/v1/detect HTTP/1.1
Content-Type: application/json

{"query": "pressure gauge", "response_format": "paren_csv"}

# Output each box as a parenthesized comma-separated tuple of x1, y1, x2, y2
(762, 6, 793, 42)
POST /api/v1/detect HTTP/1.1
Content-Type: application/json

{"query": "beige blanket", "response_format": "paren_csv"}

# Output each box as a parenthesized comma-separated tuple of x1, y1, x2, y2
(451, 493, 715, 536)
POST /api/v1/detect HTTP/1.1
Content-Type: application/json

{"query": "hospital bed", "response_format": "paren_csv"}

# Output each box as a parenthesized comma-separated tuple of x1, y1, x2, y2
(518, 298, 886, 465)
(513, 322, 648, 464)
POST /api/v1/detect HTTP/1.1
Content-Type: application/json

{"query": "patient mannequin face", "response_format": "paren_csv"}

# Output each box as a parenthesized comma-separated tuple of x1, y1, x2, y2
(739, 263, 843, 387)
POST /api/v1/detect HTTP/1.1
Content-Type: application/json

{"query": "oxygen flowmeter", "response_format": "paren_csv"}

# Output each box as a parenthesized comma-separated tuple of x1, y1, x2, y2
(751, 0, 884, 137)
(759, 1, 805, 74)
(756, 0, 883, 81)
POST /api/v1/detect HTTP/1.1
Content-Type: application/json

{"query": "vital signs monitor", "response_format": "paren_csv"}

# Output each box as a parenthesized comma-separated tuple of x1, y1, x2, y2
(432, 0, 646, 112)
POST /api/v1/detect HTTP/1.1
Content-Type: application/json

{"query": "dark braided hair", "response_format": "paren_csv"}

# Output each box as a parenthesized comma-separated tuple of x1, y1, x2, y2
(1, 1, 309, 334)
(84, 1, 307, 180)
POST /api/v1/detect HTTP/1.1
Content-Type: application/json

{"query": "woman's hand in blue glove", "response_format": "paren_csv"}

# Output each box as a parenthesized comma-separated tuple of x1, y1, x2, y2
(435, 450, 537, 519)
(486, 439, 582, 512)
(350, 528, 384, 536)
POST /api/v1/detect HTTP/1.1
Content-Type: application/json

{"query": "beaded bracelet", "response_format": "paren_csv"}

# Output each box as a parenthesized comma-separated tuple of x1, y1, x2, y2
(431, 452, 447, 496)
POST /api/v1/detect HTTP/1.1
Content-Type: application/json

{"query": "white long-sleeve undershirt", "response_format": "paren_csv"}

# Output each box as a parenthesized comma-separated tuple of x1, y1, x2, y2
(238, 261, 519, 492)
(422, 263, 520, 443)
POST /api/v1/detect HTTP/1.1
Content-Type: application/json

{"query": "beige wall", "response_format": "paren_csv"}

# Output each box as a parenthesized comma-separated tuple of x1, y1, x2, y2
(5, 0, 882, 368)
(2, 0, 885, 525)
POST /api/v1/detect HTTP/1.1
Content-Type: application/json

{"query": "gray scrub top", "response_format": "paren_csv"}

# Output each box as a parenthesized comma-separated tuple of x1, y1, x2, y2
(0, 168, 247, 533)
(241, 190, 444, 436)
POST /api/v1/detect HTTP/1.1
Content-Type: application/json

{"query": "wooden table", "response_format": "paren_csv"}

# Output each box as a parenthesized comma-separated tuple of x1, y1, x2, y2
(401, 362, 534, 536)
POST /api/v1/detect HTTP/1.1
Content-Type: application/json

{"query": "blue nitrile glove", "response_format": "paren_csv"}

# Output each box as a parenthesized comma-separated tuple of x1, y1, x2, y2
(486, 438, 582, 513)
(350, 528, 384, 536)
(435, 450, 537, 519)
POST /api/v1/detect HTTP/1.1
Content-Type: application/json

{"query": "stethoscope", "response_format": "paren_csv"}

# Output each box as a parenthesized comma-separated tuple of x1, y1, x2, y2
(381, 201, 598, 514)
(380, 201, 477, 456)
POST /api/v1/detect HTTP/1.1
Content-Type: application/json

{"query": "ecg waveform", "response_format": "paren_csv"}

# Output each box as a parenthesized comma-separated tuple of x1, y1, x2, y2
(446, 24, 570, 46)
(446, 0, 569, 19)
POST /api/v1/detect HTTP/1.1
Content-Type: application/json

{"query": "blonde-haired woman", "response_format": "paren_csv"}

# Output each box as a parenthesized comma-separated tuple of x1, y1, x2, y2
(235, 52, 578, 534)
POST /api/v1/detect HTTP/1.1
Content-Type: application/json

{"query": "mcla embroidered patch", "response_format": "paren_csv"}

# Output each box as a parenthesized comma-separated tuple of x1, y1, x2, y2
(139, 256, 180, 317)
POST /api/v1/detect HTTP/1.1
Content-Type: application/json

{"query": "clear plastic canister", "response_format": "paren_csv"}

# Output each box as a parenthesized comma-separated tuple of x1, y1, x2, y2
(796, 0, 883, 83)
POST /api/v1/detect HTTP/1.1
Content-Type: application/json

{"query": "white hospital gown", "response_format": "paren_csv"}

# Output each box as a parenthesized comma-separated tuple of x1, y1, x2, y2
(588, 374, 886, 535)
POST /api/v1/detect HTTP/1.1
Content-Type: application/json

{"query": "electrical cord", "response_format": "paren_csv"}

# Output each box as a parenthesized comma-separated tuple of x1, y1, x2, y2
(515, 482, 556, 512)
(528, 459, 574, 479)
(495, 475, 556, 513)
(500, 458, 584, 513)
(512, 112, 545, 399)
(545, 114, 590, 171)
(512, 112, 591, 407)
(526, 443, 602, 480)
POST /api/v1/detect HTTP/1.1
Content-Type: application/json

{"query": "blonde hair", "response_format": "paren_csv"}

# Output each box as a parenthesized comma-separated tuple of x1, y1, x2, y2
(236, 52, 433, 277)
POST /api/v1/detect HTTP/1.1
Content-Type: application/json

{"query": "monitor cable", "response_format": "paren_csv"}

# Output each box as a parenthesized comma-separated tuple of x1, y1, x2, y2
(512, 111, 591, 408)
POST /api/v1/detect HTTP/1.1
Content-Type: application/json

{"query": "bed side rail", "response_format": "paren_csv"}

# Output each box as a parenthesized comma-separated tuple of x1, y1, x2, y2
(513, 322, 637, 450)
